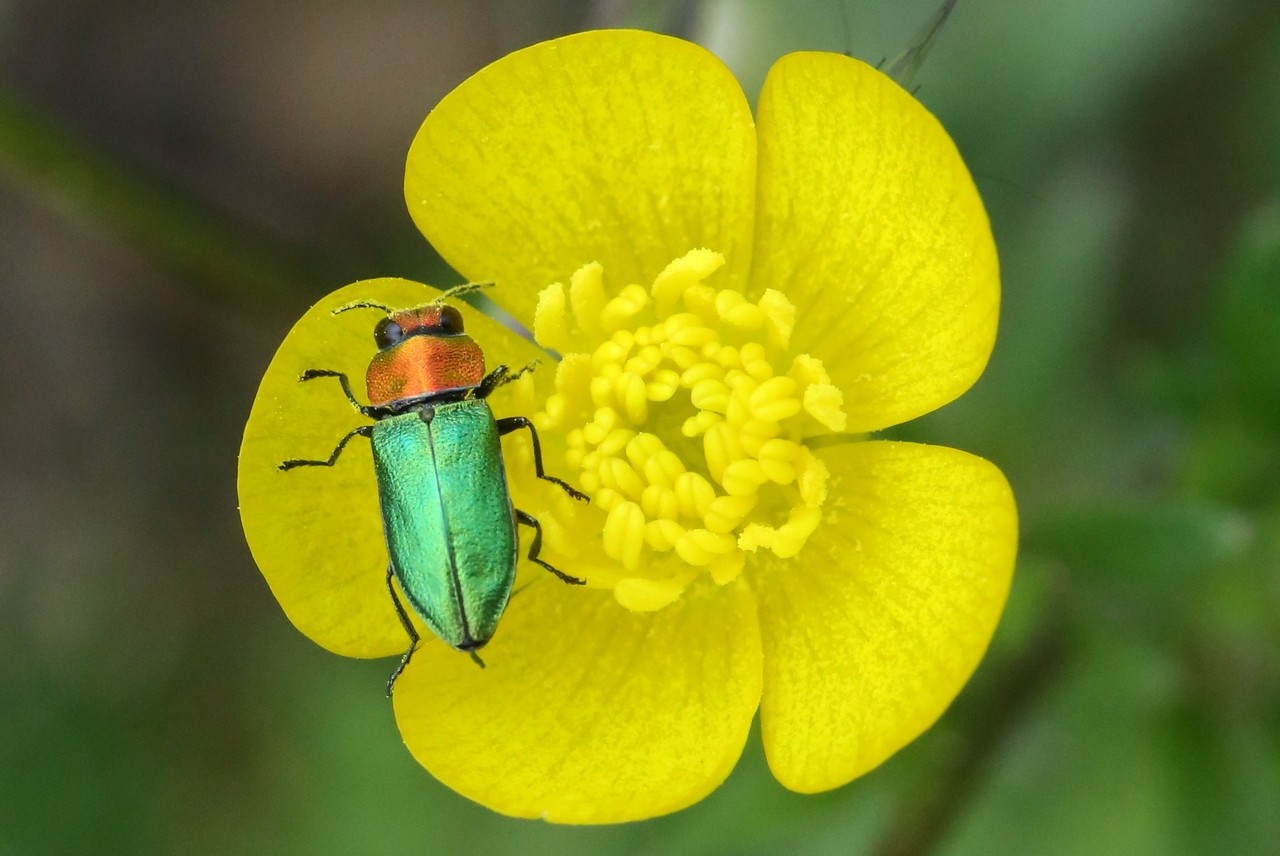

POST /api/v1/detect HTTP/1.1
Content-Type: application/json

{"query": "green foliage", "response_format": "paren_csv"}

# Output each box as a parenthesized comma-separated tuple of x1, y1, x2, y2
(1213, 205, 1280, 421)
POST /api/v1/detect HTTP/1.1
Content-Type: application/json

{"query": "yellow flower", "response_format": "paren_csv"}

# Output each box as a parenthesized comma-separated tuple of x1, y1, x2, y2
(239, 30, 1017, 824)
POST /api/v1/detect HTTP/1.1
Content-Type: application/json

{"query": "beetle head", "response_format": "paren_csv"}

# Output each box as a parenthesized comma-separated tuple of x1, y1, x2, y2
(362, 302, 487, 407)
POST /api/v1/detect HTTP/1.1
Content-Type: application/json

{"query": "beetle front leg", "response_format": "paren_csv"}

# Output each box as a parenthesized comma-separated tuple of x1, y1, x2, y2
(474, 360, 541, 399)
(298, 368, 376, 417)
(473, 364, 509, 399)
(278, 424, 373, 471)
(496, 416, 590, 502)
(515, 509, 585, 585)
(385, 564, 420, 696)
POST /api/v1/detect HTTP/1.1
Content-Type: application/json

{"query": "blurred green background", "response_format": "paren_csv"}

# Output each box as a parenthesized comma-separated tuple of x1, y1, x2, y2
(2, 0, 1277, 853)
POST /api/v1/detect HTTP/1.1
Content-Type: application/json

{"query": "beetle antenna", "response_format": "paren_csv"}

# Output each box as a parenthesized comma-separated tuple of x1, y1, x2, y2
(433, 281, 494, 305)
(332, 300, 394, 316)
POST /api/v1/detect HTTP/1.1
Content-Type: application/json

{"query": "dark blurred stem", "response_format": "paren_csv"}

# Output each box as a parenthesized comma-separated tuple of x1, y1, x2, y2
(585, 0, 702, 38)
(0, 88, 333, 305)
(871, 605, 1071, 856)
(585, 0, 636, 27)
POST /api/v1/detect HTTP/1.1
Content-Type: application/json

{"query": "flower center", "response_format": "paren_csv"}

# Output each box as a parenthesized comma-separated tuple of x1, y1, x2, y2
(525, 249, 847, 611)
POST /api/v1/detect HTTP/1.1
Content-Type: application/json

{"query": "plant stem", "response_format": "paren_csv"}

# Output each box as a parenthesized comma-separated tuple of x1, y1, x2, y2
(871, 600, 1072, 856)
(0, 88, 338, 305)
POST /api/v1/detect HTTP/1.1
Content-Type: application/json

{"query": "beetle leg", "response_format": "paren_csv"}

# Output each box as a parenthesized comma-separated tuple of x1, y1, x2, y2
(385, 564, 420, 697)
(497, 359, 540, 386)
(496, 416, 590, 502)
(474, 360, 542, 399)
(278, 424, 373, 471)
(297, 368, 376, 417)
(473, 364, 508, 399)
(515, 509, 585, 585)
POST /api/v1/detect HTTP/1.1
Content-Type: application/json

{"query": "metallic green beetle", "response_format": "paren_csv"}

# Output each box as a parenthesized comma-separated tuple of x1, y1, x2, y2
(278, 285, 588, 692)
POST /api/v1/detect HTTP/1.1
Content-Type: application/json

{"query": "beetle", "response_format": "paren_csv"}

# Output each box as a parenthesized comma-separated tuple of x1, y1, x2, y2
(277, 283, 588, 693)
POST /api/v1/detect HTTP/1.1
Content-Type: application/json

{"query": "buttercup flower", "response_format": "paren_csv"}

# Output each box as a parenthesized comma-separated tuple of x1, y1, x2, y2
(239, 29, 1017, 823)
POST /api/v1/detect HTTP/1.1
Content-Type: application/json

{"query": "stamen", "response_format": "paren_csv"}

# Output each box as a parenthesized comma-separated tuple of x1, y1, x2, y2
(526, 249, 847, 611)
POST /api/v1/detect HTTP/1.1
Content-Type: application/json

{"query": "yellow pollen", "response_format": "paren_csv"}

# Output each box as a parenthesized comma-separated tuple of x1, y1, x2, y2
(531, 250, 848, 612)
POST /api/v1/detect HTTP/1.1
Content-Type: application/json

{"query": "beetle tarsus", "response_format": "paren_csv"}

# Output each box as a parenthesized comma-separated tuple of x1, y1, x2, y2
(502, 360, 541, 386)
(385, 564, 421, 696)
(515, 509, 585, 585)
(468, 650, 486, 669)
(496, 416, 591, 503)
(278, 424, 373, 470)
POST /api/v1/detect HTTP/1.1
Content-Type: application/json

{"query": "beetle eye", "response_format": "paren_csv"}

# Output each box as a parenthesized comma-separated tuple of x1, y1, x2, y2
(438, 305, 464, 335)
(374, 317, 404, 349)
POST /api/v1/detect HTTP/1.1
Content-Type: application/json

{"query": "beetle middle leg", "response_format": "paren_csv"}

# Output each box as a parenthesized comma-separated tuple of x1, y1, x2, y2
(279, 424, 373, 471)
(496, 416, 590, 502)
(385, 564, 420, 696)
(515, 509, 585, 585)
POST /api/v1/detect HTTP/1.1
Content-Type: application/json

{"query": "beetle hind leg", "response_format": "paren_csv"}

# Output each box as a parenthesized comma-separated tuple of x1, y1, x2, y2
(515, 509, 585, 585)
(385, 564, 420, 697)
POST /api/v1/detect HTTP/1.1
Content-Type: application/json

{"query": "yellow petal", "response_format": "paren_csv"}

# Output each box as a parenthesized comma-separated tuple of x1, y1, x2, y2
(751, 53, 1000, 432)
(405, 29, 757, 321)
(238, 278, 545, 657)
(393, 579, 762, 823)
(756, 441, 1016, 792)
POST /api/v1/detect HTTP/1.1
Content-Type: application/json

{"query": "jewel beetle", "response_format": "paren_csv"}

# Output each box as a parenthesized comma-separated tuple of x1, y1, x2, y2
(277, 283, 588, 692)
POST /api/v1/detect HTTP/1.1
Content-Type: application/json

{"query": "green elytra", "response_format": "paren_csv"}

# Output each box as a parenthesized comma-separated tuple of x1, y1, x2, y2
(277, 284, 588, 693)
